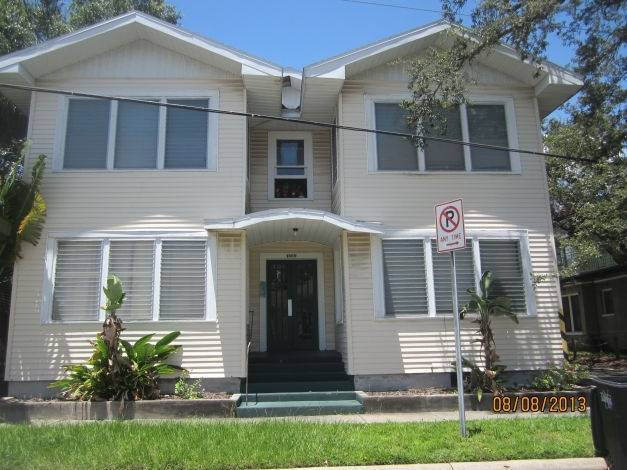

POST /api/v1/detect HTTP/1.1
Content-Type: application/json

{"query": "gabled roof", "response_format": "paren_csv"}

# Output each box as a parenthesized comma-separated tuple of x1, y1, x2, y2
(301, 20, 583, 121)
(0, 11, 283, 113)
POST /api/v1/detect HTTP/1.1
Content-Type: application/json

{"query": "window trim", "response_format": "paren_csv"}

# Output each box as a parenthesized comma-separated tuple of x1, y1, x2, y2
(601, 288, 615, 316)
(54, 90, 219, 172)
(371, 230, 535, 319)
(365, 94, 521, 174)
(562, 293, 583, 334)
(41, 231, 217, 324)
(267, 131, 314, 201)
(333, 237, 344, 324)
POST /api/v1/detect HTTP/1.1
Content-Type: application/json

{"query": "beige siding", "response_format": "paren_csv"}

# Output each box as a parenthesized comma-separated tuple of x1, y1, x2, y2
(248, 130, 332, 213)
(248, 242, 335, 352)
(42, 40, 237, 80)
(7, 232, 245, 381)
(332, 184, 342, 215)
(340, 80, 563, 375)
(345, 234, 562, 376)
(29, 78, 246, 229)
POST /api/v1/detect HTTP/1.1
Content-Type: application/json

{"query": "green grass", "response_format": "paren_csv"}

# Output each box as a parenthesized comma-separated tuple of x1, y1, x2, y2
(0, 416, 593, 469)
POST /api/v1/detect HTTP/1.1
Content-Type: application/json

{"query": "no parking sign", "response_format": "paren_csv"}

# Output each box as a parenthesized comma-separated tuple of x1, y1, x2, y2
(435, 199, 466, 253)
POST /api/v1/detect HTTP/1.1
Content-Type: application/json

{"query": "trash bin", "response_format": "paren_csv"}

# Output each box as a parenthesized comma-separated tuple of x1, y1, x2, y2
(590, 376, 627, 469)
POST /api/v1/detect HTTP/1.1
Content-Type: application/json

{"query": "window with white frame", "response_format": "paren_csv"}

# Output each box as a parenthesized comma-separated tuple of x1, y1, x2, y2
(602, 289, 615, 316)
(268, 131, 313, 200)
(562, 293, 582, 333)
(373, 232, 534, 318)
(365, 96, 520, 173)
(57, 94, 218, 171)
(45, 235, 216, 322)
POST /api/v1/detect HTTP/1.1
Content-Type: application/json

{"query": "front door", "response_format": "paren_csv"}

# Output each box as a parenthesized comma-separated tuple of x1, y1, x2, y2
(267, 259, 318, 351)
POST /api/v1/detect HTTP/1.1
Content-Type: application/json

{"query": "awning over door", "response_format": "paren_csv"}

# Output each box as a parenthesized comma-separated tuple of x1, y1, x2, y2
(204, 208, 384, 247)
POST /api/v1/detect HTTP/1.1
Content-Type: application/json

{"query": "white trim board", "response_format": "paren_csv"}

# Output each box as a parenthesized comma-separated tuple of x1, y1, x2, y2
(259, 252, 326, 352)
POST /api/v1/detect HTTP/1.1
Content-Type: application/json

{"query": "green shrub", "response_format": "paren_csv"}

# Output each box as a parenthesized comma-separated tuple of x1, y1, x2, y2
(174, 371, 205, 399)
(531, 360, 589, 391)
(49, 275, 184, 401)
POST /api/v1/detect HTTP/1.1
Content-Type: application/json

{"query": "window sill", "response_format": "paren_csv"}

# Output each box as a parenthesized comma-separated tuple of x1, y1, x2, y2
(375, 313, 533, 320)
(269, 197, 314, 202)
(368, 170, 521, 176)
(42, 319, 217, 325)
(53, 168, 217, 173)
(565, 331, 584, 335)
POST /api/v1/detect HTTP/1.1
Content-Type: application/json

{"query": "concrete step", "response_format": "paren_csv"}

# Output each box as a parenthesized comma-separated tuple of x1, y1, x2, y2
(249, 362, 346, 374)
(249, 371, 348, 383)
(248, 351, 343, 364)
(244, 391, 359, 402)
(236, 393, 363, 418)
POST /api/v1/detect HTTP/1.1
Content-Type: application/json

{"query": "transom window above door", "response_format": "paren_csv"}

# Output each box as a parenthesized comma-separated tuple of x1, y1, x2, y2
(55, 93, 219, 171)
(268, 131, 313, 200)
(365, 96, 521, 174)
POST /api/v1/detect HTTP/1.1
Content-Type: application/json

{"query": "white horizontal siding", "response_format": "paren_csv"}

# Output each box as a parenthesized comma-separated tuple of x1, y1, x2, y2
(248, 130, 332, 213)
(7, 232, 245, 380)
(42, 40, 237, 80)
(248, 242, 335, 352)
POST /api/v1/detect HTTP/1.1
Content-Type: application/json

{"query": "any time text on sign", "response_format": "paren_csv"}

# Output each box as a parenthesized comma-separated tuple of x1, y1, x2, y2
(435, 198, 466, 253)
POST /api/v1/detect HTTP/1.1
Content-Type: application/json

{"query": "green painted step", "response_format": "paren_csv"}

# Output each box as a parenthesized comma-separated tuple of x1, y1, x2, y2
(250, 362, 346, 373)
(249, 371, 348, 383)
(244, 380, 353, 394)
(236, 391, 363, 418)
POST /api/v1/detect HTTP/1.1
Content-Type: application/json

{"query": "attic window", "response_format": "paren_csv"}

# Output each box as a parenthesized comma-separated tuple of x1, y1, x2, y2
(267, 131, 313, 200)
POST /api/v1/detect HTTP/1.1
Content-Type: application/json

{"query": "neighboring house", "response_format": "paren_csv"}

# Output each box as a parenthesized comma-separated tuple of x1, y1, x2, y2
(559, 249, 627, 354)
(0, 12, 582, 397)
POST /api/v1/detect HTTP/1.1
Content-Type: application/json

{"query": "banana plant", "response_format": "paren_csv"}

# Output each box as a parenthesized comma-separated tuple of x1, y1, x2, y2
(457, 270, 518, 400)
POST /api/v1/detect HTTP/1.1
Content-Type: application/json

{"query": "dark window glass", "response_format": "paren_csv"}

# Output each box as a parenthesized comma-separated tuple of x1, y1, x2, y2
(374, 103, 417, 171)
(64, 99, 110, 169)
(424, 108, 465, 171)
(467, 105, 510, 171)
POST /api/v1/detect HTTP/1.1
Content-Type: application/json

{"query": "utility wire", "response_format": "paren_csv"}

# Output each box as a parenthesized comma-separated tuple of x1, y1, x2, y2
(0, 82, 595, 163)
(342, 0, 472, 17)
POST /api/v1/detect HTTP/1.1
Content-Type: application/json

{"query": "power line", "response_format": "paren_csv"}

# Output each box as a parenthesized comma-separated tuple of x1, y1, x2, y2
(342, 0, 473, 17)
(0, 82, 595, 163)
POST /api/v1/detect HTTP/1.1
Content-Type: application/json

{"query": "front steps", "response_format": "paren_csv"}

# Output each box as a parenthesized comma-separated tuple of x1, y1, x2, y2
(238, 350, 358, 417)
(236, 391, 363, 418)
(244, 350, 353, 394)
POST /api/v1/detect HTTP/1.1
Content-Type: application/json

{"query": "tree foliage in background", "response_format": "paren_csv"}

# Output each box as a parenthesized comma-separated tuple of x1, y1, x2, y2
(399, 0, 627, 271)
(68, 0, 181, 29)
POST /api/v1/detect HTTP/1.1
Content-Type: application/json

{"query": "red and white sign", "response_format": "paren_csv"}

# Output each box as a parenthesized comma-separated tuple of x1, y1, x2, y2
(435, 199, 466, 253)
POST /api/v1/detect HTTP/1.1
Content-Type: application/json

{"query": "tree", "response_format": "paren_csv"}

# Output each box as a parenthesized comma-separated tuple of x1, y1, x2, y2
(68, 0, 181, 29)
(398, 0, 627, 269)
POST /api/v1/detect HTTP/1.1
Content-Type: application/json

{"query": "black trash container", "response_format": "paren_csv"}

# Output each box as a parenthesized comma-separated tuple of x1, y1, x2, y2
(590, 376, 627, 469)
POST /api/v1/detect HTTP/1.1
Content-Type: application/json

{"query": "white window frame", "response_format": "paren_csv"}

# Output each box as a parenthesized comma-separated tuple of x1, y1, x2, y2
(371, 230, 535, 319)
(562, 293, 583, 334)
(267, 131, 314, 201)
(41, 231, 217, 324)
(601, 288, 615, 316)
(365, 94, 521, 174)
(53, 90, 219, 172)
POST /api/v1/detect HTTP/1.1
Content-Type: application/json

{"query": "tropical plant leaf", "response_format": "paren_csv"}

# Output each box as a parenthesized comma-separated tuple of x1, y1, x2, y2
(155, 331, 181, 348)
(134, 334, 155, 350)
(477, 388, 483, 402)
(16, 192, 45, 248)
(479, 270, 493, 299)
(119, 339, 135, 361)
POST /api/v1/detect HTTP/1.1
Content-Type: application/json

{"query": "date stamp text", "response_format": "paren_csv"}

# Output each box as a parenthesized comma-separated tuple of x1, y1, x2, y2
(492, 395, 587, 413)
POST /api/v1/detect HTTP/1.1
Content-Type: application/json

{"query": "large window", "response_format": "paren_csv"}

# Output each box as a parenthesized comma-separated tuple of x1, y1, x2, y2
(366, 96, 520, 173)
(373, 232, 534, 317)
(57, 94, 218, 171)
(562, 294, 582, 333)
(44, 234, 216, 323)
(267, 131, 313, 200)
(602, 289, 615, 316)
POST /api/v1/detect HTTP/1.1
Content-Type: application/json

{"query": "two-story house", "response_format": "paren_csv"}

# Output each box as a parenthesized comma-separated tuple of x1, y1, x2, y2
(0, 12, 582, 397)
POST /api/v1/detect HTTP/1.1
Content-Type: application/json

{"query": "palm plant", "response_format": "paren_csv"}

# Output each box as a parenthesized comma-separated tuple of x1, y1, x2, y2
(0, 140, 47, 277)
(458, 270, 518, 399)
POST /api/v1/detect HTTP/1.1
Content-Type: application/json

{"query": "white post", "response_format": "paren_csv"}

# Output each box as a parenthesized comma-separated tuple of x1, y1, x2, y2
(451, 251, 467, 438)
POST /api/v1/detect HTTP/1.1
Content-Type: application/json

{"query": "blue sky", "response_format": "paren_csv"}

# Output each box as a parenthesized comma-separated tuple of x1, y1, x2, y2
(174, 0, 576, 119)
(175, 0, 575, 69)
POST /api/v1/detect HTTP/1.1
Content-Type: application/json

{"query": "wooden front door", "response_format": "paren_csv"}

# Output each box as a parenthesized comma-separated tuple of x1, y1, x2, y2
(266, 259, 318, 351)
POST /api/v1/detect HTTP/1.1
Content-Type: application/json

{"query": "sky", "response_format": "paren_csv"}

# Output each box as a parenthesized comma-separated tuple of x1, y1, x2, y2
(174, 0, 576, 70)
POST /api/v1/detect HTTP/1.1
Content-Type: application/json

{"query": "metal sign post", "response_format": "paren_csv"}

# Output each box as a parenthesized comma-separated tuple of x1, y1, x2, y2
(435, 199, 467, 438)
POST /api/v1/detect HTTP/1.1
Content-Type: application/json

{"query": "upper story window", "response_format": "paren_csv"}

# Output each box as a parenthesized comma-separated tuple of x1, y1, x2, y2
(372, 231, 535, 318)
(268, 131, 313, 200)
(42, 233, 217, 323)
(55, 92, 218, 171)
(365, 95, 520, 174)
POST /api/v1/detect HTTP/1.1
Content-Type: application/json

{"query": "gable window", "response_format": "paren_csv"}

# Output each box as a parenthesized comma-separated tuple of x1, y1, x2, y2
(44, 234, 216, 323)
(562, 294, 582, 333)
(56, 93, 218, 171)
(268, 131, 313, 200)
(602, 289, 615, 316)
(366, 96, 520, 173)
(372, 232, 534, 318)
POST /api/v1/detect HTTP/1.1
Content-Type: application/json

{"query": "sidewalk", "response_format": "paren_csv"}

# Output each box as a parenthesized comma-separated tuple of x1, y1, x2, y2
(276, 459, 607, 470)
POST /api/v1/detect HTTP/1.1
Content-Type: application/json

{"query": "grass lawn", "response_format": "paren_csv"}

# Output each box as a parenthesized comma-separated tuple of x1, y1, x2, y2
(0, 416, 593, 469)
